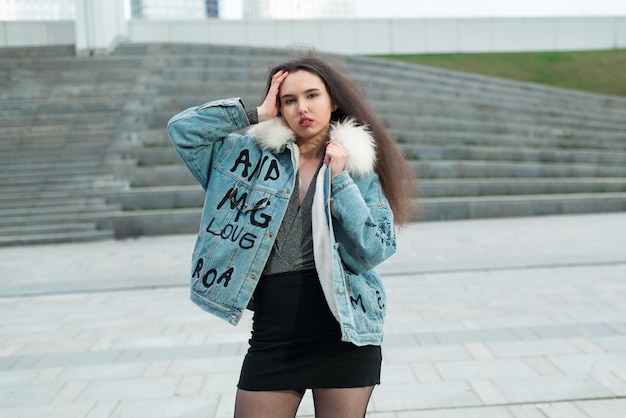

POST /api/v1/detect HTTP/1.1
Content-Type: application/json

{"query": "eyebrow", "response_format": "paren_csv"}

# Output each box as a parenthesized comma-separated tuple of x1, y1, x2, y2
(280, 88, 321, 100)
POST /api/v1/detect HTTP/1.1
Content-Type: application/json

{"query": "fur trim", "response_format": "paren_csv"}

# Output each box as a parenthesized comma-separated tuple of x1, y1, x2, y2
(328, 118, 376, 177)
(247, 117, 295, 153)
(247, 117, 376, 176)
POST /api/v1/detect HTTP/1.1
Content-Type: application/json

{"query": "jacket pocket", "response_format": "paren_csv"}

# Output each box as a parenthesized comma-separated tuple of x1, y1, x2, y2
(343, 269, 386, 334)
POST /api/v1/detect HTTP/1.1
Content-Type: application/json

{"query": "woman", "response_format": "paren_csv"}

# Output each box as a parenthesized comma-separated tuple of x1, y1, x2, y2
(168, 51, 417, 418)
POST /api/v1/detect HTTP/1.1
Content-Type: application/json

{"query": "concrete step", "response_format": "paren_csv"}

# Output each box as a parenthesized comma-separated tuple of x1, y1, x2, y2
(412, 160, 626, 179)
(0, 97, 160, 117)
(419, 178, 626, 197)
(111, 42, 297, 59)
(0, 222, 102, 237)
(9, 67, 140, 84)
(0, 121, 120, 136)
(110, 186, 204, 210)
(0, 130, 120, 142)
(0, 228, 114, 246)
(0, 83, 139, 101)
(0, 166, 135, 187)
(0, 182, 130, 202)
(130, 166, 196, 187)
(385, 115, 625, 141)
(0, 155, 131, 171)
(418, 192, 626, 221)
(0, 196, 112, 210)
(399, 144, 626, 166)
(370, 99, 626, 133)
(127, 148, 183, 166)
(0, 136, 134, 154)
(0, 83, 259, 107)
(0, 159, 135, 179)
(0, 45, 75, 59)
(0, 176, 127, 195)
(0, 149, 133, 165)
(393, 130, 626, 151)
(0, 209, 119, 229)
(0, 201, 121, 219)
(0, 112, 123, 128)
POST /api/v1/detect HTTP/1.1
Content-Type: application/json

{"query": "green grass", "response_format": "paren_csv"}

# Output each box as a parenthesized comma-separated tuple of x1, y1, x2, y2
(373, 50, 626, 97)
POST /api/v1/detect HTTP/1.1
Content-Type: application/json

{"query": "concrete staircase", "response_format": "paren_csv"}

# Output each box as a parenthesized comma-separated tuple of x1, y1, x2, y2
(0, 45, 137, 245)
(1, 42, 625, 245)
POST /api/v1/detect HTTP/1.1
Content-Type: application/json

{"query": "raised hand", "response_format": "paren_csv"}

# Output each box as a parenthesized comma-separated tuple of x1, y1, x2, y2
(257, 70, 289, 122)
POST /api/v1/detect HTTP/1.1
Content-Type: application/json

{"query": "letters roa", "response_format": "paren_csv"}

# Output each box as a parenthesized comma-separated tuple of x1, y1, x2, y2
(192, 258, 234, 289)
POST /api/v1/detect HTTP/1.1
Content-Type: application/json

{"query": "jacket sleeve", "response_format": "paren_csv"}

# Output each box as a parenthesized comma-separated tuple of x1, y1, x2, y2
(329, 171, 397, 274)
(167, 98, 250, 190)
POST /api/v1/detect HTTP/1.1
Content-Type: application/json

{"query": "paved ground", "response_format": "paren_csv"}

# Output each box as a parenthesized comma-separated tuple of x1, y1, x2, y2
(1, 212, 626, 418)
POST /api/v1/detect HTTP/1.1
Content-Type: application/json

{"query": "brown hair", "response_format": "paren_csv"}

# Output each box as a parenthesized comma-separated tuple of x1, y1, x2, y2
(263, 51, 419, 225)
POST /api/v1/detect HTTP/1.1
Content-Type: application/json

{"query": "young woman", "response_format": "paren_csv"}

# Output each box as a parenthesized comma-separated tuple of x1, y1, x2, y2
(168, 51, 417, 418)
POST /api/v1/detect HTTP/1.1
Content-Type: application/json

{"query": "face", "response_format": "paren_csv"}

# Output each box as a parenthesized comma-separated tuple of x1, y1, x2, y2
(278, 70, 336, 145)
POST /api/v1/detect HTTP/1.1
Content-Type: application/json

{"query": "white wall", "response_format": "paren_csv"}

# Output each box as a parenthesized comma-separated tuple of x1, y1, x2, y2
(0, 21, 74, 47)
(1, 16, 625, 54)
(127, 17, 626, 55)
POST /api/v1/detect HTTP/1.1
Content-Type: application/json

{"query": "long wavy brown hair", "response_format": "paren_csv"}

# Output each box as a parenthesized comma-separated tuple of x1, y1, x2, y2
(263, 51, 419, 225)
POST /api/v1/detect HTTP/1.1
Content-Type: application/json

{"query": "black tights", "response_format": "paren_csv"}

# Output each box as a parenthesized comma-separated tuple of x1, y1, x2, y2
(234, 386, 375, 418)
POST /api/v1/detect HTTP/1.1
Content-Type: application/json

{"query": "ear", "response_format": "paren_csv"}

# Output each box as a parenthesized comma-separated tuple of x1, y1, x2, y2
(332, 103, 338, 112)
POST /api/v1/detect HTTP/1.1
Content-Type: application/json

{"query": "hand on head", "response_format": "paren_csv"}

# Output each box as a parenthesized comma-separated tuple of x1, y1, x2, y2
(257, 70, 289, 122)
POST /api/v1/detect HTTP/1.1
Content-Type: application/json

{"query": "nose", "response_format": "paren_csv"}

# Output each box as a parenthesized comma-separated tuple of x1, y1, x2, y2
(298, 101, 308, 115)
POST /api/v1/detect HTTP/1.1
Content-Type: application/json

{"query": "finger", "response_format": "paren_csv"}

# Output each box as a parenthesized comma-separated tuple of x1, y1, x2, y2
(269, 73, 287, 97)
(324, 154, 331, 167)
(271, 70, 288, 86)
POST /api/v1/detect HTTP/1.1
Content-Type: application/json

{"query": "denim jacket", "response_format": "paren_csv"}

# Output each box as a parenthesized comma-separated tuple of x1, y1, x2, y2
(167, 98, 396, 346)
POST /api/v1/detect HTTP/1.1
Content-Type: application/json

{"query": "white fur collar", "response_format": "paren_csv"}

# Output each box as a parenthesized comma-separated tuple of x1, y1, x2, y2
(247, 117, 376, 176)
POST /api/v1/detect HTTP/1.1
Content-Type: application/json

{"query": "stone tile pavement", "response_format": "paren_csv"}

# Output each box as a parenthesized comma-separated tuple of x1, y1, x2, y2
(1, 213, 625, 417)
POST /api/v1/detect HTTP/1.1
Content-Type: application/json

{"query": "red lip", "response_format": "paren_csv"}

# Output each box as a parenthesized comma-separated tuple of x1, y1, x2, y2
(299, 117, 314, 127)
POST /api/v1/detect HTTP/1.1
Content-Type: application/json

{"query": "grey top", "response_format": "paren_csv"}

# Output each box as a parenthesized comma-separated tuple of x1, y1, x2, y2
(262, 163, 322, 276)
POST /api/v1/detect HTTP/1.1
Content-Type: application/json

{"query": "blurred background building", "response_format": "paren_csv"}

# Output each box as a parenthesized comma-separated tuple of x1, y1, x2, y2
(243, 0, 355, 19)
(130, 0, 218, 19)
(0, 0, 219, 20)
(0, 0, 75, 20)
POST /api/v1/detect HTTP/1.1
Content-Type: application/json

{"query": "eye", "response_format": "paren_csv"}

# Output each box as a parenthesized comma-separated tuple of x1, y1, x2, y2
(308, 93, 319, 99)
(284, 98, 295, 105)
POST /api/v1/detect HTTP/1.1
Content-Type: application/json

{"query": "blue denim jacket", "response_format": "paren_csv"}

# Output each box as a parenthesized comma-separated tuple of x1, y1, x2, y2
(167, 98, 396, 346)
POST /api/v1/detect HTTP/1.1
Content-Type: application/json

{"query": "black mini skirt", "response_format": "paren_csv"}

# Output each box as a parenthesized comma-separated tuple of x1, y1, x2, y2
(237, 269, 382, 391)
